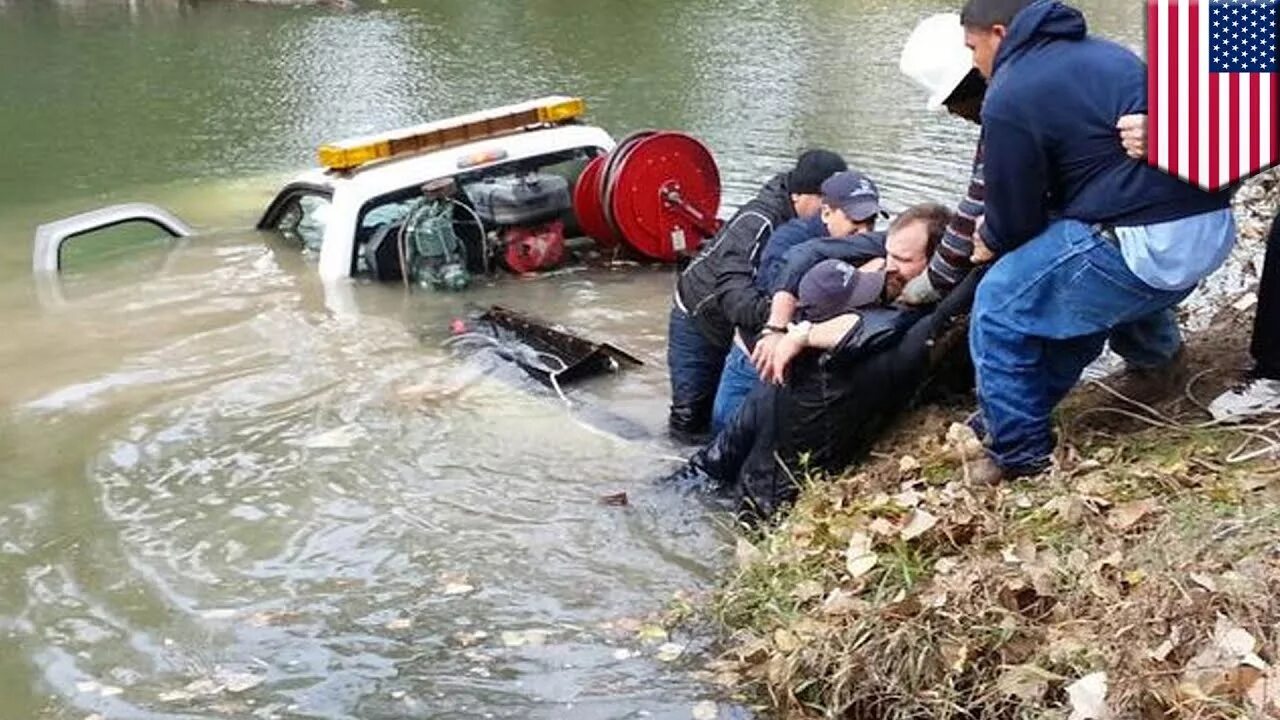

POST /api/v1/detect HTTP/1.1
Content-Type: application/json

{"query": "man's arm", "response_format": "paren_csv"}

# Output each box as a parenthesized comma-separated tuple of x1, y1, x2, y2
(977, 112, 1051, 255)
(753, 234, 886, 375)
(761, 313, 862, 384)
(772, 234, 886, 297)
(754, 216, 827, 299)
(712, 214, 773, 333)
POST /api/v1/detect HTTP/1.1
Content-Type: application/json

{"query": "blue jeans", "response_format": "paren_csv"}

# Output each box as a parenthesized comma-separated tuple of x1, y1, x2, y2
(667, 305, 726, 437)
(712, 344, 761, 434)
(1109, 310, 1183, 369)
(971, 220, 1192, 471)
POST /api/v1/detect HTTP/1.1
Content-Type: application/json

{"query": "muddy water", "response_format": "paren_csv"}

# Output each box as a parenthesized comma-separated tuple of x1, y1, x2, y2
(0, 1, 1141, 718)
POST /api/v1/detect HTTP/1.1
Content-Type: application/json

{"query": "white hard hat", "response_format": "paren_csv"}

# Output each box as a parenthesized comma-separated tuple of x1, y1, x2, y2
(899, 13, 974, 112)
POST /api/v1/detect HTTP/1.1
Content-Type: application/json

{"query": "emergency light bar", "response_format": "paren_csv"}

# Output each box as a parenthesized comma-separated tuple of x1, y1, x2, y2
(318, 96, 586, 172)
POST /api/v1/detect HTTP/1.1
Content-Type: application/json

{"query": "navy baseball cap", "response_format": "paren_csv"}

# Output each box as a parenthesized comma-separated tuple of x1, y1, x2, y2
(820, 171, 886, 222)
(797, 260, 887, 322)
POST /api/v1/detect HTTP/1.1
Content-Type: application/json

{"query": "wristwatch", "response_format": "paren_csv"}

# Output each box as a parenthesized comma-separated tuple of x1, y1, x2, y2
(786, 320, 812, 345)
(762, 324, 787, 336)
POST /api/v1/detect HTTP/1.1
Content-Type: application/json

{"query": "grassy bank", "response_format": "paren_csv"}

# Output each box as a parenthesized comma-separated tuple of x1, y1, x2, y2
(700, 173, 1280, 719)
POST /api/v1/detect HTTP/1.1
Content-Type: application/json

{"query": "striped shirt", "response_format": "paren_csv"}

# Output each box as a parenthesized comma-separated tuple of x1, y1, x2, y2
(927, 142, 985, 293)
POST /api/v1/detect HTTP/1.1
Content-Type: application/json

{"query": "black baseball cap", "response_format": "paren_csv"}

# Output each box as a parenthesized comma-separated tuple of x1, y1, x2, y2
(797, 260, 887, 322)
(820, 171, 886, 222)
(787, 149, 848, 195)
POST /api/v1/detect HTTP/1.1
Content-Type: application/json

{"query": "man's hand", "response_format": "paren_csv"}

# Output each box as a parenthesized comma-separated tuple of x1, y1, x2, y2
(751, 332, 784, 379)
(900, 273, 942, 305)
(1117, 114, 1147, 160)
(971, 216, 995, 264)
(762, 334, 805, 385)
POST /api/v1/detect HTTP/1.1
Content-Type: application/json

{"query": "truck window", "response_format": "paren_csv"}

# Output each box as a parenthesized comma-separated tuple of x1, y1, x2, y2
(274, 193, 332, 254)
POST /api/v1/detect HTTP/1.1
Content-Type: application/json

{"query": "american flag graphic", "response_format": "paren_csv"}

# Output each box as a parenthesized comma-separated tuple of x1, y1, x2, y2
(1148, 0, 1278, 190)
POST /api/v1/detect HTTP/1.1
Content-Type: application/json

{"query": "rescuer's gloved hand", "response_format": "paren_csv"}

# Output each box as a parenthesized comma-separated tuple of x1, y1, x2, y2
(900, 273, 942, 306)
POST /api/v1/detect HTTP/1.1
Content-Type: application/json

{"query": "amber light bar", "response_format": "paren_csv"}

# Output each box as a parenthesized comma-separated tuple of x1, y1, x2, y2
(318, 96, 586, 172)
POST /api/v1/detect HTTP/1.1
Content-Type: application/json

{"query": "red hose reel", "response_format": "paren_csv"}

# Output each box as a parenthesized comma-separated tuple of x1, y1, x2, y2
(572, 131, 722, 263)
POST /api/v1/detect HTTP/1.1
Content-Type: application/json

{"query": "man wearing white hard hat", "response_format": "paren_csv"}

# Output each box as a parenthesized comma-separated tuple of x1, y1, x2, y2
(897, 12, 988, 305)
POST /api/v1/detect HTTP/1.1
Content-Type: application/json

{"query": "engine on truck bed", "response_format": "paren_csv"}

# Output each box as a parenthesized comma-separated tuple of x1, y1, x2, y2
(251, 96, 724, 284)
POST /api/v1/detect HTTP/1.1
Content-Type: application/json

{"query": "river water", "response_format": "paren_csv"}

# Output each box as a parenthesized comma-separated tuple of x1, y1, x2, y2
(0, 1, 1142, 718)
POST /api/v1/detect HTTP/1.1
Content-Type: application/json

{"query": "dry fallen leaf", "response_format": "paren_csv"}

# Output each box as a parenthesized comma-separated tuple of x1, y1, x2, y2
(599, 491, 629, 506)
(845, 533, 878, 579)
(899, 455, 922, 474)
(637, 624, 669, 643)
(821, 588, 864, 616)
(691, 700, 718, 720)
(438, 572, 475, 596)
(526, 629, 551, 646)
(217, 671, 264, 694)
(1150, 638, 1176, 662)
(1239, 476, 1273, 493)
(792, 579, 825, 603)
(1234, 292, 1260, 312)
(997, 664, 1052, 701)
(1107, 498, 1160, 531)
(894, 489, 923, 508)
(868, 518, 898, 537)
(1039, 491, 1080, 520)
(1066, 671, 1111, 720)
(941, 641, 969, 672)
(656, 642, 686, 662)
(453, 630, 488, 647)
(773, 628, 800, 653)
(946, 422, 986, 461)
(900, 509, 939, 541)
(735, 537, 763, 569)
(1190, 572, 1219, 593)
(1247, 670, 1280, 716)
(1183, 616, 1269, 696)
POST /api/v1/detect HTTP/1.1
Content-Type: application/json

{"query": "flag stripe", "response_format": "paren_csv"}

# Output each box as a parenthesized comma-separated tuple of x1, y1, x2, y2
(1198, 0, 1210, 182)
(1209, 69, 1219, 189)
(1155, 0, 1168, 170)
(1230, 69, 1240, 182)
(1179, 0, 1191, 176)
(1169, 0, 1181, 177)
(1220, 61, 1231, 186)
(1250, 72, 1261, 174)
(1188, 0, 1200, 181)
(1264, 69, 1274, 166)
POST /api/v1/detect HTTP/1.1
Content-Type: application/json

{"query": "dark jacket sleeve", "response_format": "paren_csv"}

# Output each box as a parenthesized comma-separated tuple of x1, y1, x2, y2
(822, 306, 926, 369)
(772, 233, 888, 295)
(978, 109, 1051, 254)
(755, 216, 827, 293)
(713, 212, 774, 334)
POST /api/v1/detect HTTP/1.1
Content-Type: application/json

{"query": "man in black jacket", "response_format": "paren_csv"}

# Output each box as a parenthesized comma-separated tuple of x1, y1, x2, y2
(668, 149, 847, 439)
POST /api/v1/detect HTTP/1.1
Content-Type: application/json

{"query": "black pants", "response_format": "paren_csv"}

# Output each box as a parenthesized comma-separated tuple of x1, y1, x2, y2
(1252, 212, 1280, 379)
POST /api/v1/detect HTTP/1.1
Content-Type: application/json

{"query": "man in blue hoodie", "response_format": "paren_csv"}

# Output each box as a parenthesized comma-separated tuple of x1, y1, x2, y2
(961, 0, 1236, 481)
